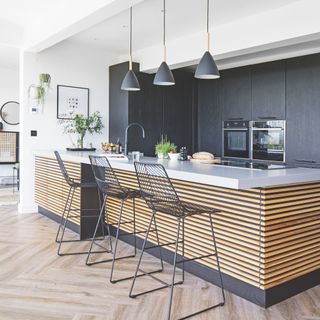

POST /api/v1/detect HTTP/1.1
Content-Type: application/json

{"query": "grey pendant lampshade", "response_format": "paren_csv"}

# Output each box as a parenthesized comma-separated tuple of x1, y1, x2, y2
(153, 61, 175, 85)
(154, 0, 175, 86)
(121, 7, 141, 91)
(121, 69, 140, 91)
(195, 0, 220, 80)
(195, 51, 220, 79)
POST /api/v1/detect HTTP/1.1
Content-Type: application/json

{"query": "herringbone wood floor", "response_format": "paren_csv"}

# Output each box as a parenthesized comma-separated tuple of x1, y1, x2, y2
(0, 200, 319, 320)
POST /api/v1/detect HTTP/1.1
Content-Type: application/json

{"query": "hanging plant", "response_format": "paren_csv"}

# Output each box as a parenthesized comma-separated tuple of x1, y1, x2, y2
(28, 73, 51, 106)
(39, 73, 51, 88)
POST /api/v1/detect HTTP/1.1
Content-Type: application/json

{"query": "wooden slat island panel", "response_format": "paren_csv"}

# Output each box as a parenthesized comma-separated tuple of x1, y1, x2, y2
(34, 156, 320, 307)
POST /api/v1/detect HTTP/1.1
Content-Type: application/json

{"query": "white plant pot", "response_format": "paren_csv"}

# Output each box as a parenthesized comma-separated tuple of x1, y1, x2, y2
(157, 152, 168, 159)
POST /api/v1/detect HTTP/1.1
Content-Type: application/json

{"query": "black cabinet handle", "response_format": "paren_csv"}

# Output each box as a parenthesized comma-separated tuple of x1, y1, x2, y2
(228, 117, 243, 120)
(294, 159, 317, 163)
(258, 116, 277, 120)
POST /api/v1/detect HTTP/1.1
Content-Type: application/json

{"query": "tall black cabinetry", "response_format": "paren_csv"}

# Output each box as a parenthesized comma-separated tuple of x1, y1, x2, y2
(251, 60, 285, 120)
(109, 62, 195, 157)
(286, 54, 320, 164)
(197, 79, 221, 155)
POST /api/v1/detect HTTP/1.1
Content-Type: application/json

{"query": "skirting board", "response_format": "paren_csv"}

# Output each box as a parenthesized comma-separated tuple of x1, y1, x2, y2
(39, 206, 80, 235)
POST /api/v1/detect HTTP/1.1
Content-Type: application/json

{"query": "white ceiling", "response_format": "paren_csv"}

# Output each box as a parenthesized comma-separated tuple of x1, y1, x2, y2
(70, 0, 301, 54)
(0, 0, 112, 28)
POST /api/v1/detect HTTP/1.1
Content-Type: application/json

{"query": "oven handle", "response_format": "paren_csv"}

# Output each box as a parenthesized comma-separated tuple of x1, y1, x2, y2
(223, 128, 249, 131)
(294, 159, 317, 163)
(251, 128, 284, 131)
(258, 116, 277, 120)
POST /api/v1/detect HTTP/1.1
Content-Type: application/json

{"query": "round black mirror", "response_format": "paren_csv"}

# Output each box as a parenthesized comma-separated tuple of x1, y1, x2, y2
(0, 101, 19, 125)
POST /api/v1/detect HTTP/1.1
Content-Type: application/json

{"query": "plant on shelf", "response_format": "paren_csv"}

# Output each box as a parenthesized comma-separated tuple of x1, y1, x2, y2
(28, 73, 51, 106)
(155, 139, 177, 159)
(59, 112, 103, 149)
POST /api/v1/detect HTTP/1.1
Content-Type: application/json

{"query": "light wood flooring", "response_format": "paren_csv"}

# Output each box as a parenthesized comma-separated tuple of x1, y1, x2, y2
(0, 200, 319, 320)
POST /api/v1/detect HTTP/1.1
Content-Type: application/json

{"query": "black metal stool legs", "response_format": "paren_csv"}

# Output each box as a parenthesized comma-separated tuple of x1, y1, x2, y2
(177, 213, 225, 320)
(86, 194, 113, 265)
(55, 186, 73, 243)
(57, 187, 111, 257)
(209, 212, 226, 306)
(129, 211, 180, 299)
(167, 217, 182, 320)
(129, 212, 225, 320)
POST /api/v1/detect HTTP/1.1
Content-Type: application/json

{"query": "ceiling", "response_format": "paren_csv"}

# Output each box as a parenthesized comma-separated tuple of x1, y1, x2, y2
(70, 0, 301, 54)
(0, 0, 111, 28)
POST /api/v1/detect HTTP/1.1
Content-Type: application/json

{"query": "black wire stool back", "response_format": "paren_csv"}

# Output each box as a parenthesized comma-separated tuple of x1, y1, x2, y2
(89, 155, 127, 198)
(54, 151, 73, 186)
(134, 162, 184, 216)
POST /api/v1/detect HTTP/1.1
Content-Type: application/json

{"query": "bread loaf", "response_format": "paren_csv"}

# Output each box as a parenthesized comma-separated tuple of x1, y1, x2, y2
(192, 152, 214, 160)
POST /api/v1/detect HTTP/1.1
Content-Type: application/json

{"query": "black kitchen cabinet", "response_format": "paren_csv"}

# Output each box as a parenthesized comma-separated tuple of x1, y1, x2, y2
(164, 70, 194, 153)
(286, 54, 320, 164)
(221, 67, 252, 121)
(128, 72, 163, 156)
(197, 79, 222, 155)
(109, 63, 195, 157)
(109, 62, 131, 145)
(252, 60, 285, 120)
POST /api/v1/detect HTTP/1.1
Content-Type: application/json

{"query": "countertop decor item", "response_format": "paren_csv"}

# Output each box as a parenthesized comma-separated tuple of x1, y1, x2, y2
(59, 111, 103, 149)
(153, 0, 175, 86)
(121, 7, 140, 91)
(168, 152, 180, 161)
(194, 0, 220, 79)
(155, 139, 176, 159)
(57, 85, 89, 120)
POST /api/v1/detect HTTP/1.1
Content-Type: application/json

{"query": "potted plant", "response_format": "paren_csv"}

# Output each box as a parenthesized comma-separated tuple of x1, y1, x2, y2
(28, 73, 51, 106)
(39, 73, 51, 88)
(60, 112, 103, 149)
(155, 139, 177, 159)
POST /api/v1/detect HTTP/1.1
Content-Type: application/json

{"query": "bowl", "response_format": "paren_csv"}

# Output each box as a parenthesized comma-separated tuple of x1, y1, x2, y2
(168, 153, 180, 161)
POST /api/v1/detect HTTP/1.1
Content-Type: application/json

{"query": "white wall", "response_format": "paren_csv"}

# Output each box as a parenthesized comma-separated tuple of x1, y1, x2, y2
(19, 40, 117, 213)
(0, 66, 19, 179)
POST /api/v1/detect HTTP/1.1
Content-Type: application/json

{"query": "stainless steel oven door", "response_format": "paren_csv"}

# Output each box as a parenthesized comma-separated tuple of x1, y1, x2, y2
(251, 128, 285, 161)
(223, 128, 250, 159)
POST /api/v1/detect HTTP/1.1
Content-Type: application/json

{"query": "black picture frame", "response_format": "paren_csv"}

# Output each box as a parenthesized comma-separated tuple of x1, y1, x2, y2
(57, 85, 89, 120)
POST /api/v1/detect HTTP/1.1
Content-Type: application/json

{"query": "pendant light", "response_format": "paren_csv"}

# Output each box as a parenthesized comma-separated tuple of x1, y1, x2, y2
(195, 0, 220, 79)
(153, 0, 175, 86)
(121, 7, 140, 91)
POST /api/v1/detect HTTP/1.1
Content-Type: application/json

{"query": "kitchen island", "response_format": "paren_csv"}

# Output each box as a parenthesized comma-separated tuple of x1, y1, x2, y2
(34, 151, 320, 307)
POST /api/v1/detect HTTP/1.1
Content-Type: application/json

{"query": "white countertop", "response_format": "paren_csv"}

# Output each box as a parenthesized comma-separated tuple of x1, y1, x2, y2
(34, 150, 320, 189)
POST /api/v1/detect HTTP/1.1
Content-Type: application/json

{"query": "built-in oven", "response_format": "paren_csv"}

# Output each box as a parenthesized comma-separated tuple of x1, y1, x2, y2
(251, 120, 285, 162)
(223, 121, 250, 159)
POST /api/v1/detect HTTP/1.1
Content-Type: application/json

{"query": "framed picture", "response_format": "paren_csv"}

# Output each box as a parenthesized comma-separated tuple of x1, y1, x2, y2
(57, 85, 89, 119)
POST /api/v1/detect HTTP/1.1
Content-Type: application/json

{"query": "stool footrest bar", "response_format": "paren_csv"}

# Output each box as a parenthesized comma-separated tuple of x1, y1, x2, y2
(111, 268, 163, 284)
(178, 302, 225, 320)
(145, 240, 182, 250)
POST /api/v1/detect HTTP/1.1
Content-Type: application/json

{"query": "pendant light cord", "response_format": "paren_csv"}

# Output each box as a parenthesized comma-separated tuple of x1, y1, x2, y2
(207, 0, 210, 51)
(163, 0, 166, 61)
(129, 6, 133, 70)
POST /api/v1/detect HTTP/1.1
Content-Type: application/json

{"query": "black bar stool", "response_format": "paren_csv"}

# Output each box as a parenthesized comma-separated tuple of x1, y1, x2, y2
(87, 155, 164, 283)
(130, 162, 225, 320)
(54, 151, 110, 256)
